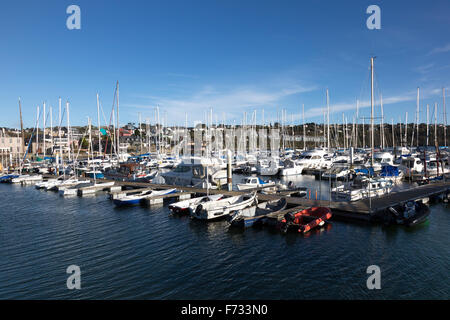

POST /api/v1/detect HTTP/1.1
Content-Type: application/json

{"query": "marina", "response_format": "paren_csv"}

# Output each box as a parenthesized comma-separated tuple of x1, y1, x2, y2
(1, 0, 450, 302)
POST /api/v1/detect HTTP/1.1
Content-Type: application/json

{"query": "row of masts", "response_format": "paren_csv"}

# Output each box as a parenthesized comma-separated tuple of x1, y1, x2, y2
(14, 58, 448, 163)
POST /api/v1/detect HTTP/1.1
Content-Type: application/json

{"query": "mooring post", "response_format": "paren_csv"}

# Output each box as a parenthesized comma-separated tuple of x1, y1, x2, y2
(227, 149, 232, 191)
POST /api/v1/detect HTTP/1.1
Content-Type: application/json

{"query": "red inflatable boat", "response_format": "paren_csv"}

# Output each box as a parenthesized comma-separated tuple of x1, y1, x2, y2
(279, 207, 332, 233)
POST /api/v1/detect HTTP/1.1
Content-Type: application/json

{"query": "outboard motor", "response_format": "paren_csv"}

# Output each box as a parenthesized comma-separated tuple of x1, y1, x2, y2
(284, 212, 296, 223)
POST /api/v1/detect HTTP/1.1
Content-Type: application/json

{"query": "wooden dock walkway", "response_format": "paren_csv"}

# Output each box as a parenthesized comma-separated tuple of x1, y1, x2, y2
(43, 174, 450, 221)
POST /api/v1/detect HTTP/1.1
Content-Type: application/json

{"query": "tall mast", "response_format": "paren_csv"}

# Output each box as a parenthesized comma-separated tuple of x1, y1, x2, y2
(326, 88, 330, 151)
(139, 112, 143, 154)
(426, 104, 429, 146)
(58, 97, 63, 174)
(36, 105, 39, 156)
(444, 88, 447, 148)
(355, 99, 359, 149)
(342, 113, 345, 150)
(370, 57, 375, 166)
(380, 95, 384, 150)
(43, 102, 46, 158)
(18, 98, 24, 160)
(97, 93, 102, 157)
(391, 119, 395, 149)
(302, 104, 305, 150)
(66, 101, 71, 162)
(50, 106, 53, 155)
(435, 103, 438, 147)
(416, 87, 420, 147)
(404, 112, 408, 150)
(362, 116, 365, 148)
(116, 81, 120, 159)
(323, 109, 326, 148)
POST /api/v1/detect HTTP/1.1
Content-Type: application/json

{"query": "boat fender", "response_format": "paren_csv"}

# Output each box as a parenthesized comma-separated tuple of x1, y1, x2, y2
(388, 207, 400, 217)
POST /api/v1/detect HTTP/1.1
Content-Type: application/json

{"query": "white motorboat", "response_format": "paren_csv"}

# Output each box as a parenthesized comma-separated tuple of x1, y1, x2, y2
(51, 179, 90, 191)
(321, 165, 351, 180)
(296, 149, 332, 171)
(11, 175, 43, 184)
(236, 177, 276, 191)
(279, 159, 304, 176)
(256, 158, 280, 176)
(168, 194, 223, 214)
(35, 178, 59, 189)
(191, 193, 257, 220)
(369, 152, 394, 172)
(160, 157, 227, 186)
(332, 177, 393, 201)
(113, 188, 177, 206)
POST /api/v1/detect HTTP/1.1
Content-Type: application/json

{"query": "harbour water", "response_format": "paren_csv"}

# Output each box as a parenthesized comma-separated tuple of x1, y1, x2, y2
(0, 178, 449, 300)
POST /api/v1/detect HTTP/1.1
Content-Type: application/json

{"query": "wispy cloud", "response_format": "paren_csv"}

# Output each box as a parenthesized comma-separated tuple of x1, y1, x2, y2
(297, 88, 447, 121)
(414, 63, 435, 74)
(428, 43, 450, 55)
(123, 83, 317, 123)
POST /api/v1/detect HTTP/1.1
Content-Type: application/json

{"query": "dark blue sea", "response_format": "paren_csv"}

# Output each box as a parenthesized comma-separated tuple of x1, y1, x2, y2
(0, 176, 449, 299)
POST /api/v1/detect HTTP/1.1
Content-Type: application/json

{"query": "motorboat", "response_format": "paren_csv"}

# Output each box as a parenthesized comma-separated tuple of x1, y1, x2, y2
(35, 178, 59, 189)
(387, 201, 430, 227)
(236, 177, 276, 191)
(279, 159, 304, 176)
(11, 175, 43, 184)
(296, 149, 332, 171)
(398, 156, 423, 175)
(332, 176, 393, 201)
(160, 157, 227, 187)
(321, 165, 351, 180)
(379, 165, 404, 184)
(256, 158, 280, 176)
(227, 198, 287, 228)
(113, 188, 177, 206)
(369, 152, 394, 171)
(59, 182, 94, 196)
(191, 193, 257, 220)
(50, 178, 90, 191)
(168, 194, 223, 214)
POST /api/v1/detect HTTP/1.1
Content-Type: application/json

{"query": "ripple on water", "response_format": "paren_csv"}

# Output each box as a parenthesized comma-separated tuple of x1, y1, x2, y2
(0, 182, 449, 299)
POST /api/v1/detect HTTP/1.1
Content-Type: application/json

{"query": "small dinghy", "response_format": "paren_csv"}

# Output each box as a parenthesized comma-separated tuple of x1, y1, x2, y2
(113, 188, 177, 206)
(191, 193, 257, 220)
(168, 194, 223, 214)
(228, 198, 287, 228)
(35, 179, 59, 189)
(387, 201, 430, 227)
(0, 174, 19, 182)
(11, 175, 43, 184)
(59, 182, 95, 196)
(279, 207, 332, 233)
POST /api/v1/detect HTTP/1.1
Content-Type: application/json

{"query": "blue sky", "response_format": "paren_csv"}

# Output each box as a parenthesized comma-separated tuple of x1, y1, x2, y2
(0, 0, 449, 128)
